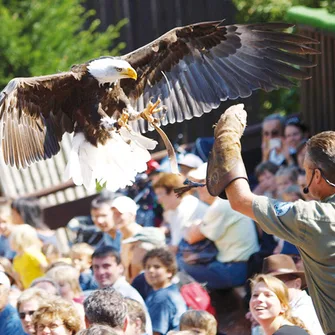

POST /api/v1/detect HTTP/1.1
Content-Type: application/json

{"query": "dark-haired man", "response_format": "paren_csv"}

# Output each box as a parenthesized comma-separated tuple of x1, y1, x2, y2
(92, 246, 152, 335)
(207, 103, 335, 335)
(84, 288, 127, 333)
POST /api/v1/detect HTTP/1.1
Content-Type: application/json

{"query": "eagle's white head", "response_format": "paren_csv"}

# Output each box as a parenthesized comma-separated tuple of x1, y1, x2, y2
(87, 57, 137, 85)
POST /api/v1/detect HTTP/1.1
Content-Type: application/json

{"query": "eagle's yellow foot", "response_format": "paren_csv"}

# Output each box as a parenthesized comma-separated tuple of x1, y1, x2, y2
(140, 98, 165, 123)
(118, 111, 131, 129)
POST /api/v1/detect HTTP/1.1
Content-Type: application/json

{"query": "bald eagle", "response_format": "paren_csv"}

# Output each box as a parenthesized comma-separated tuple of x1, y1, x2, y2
(0, 21, 319, 191)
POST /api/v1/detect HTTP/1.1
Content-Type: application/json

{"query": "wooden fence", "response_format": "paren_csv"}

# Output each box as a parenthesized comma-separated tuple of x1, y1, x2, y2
(298, 25, 335, 135)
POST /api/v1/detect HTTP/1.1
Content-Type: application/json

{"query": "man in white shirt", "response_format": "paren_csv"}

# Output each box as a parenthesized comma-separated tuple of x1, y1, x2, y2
(152, 172, 208, 252)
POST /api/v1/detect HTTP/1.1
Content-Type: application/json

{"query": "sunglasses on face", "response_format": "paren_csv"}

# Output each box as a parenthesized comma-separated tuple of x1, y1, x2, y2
(263, 130, 280, 137)
(19, 310, 36, 319)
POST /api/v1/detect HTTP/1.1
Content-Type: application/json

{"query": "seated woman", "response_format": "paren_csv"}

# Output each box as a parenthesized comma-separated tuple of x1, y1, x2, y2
(249, 274, 309, 334)
(32, 296, 82, 335)
(180, 163, 259, 290)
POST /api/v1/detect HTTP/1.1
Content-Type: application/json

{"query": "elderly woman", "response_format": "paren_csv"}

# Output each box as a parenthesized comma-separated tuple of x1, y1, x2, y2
(249, 274, 309, 335)
(32, 296, 82, 335)
(17, 288, 49, 335)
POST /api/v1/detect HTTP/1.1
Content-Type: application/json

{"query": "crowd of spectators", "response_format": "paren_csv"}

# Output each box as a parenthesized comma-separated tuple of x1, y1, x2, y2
(0, 113, 325, 335)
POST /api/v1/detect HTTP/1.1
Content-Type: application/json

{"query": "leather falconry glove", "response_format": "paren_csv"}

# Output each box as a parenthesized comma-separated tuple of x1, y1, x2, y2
(206, 103, 248, 199)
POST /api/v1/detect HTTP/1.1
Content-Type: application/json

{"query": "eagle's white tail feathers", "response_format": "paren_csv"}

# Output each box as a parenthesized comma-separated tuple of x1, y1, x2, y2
(64, 129, 158, 191)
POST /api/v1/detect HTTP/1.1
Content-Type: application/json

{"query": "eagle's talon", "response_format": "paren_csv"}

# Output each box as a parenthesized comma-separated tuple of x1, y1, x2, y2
(118, 111, 131, 130)
(140, 97, 164, 123)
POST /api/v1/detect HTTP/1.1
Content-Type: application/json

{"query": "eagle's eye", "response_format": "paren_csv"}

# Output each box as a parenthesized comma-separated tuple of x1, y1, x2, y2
(115, 67, 123, 72)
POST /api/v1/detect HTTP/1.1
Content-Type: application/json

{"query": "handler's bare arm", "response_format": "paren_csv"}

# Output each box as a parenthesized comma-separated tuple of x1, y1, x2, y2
(226, 179, 257, 222)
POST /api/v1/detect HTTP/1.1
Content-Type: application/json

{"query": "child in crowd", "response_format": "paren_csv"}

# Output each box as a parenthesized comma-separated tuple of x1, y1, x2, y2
(179, 310, 217, 335)
(42, 243, 71, 267)
(281, 185, 303, 202)
(143, 248, 187, 335)
(46, 264, 86, 327)
(70, 243, 98, 291)
(42, 243, 61, 265)
(275, 166, 299, 199)
(253, 161, 279, 197)
(46, 264, 84, 304)
(10, 224, 48, 288)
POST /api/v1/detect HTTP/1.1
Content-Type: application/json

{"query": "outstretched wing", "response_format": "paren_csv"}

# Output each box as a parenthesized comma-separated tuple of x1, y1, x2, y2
(0, 72, 81, 169)
(121, 21, 319, 133)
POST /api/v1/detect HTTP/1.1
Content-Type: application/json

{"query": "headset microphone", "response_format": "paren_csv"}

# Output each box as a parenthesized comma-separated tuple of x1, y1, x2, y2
(303, 170, 315, 194)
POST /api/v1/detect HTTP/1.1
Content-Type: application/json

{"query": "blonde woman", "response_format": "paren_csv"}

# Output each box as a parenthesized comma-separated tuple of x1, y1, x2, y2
(179, 310, 217, 335)
(17, 288, 49, 335)
(10, 224, 48, 288)
(32, 296, 82, 335)
(250, 274, 309, 335)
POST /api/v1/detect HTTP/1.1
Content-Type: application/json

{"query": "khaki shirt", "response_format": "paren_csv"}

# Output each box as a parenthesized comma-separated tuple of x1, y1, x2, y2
(253, 194, 335, 334)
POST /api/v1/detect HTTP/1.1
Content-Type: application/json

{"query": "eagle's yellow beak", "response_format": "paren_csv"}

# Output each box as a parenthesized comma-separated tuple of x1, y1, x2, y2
(124, 67, 137, 81)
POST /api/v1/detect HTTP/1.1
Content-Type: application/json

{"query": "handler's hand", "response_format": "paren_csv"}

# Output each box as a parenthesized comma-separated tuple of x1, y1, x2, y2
(206, 104, 248, 198)
(215, 103, 247, 139)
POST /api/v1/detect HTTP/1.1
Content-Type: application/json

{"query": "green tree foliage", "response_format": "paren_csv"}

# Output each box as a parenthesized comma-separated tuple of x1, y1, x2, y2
(0, 0, 127, 88)
(232, 0, 332, 119)
(233, 0, 333, 23)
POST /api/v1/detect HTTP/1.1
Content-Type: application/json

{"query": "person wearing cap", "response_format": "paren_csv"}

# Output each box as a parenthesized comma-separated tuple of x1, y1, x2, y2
(0, 271, 24, 335)
(181, 162, 259, 289)
(111, 195, 143, 281)
(123, 227, 166, 282)
(111, 196, 141, 239)
(206, 103, 335, 334)
(178, 153, 204, 178)
(261, 254, 325, 335)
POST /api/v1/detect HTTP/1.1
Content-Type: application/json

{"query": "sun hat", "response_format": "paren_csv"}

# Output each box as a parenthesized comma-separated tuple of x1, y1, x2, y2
(178, 154, 203, 168)
(187, 163, 207, 181)
(122, 227, 165, 246)
(262, 254, 306, 288)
